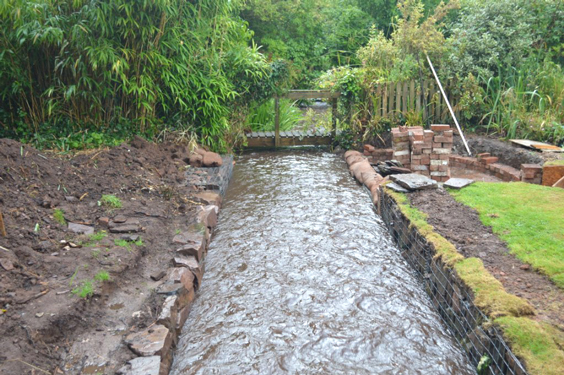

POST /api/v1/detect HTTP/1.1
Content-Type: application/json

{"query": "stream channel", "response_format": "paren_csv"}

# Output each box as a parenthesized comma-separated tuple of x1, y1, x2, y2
(170, 150, 475, 374)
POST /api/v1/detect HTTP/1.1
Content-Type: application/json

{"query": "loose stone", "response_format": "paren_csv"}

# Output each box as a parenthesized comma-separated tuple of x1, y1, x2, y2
(117, 356, 162, 375)
(125, 325, 172, 357)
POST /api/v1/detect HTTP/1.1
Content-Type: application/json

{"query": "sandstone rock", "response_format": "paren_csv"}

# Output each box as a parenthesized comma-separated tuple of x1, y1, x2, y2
(68, 223, 95, 235)
(157, 281, 195, 310)
(189, 153, 203, 167)
(117, 356, 161, 375)
(173, 225, 206, 261)
(125, 325, 172, 357)
(198, 205, 219, 229)
(0, 259, 14, 271)
(166, 267, 195, 291)
(344, 150, 361, 159)
(173, 256, 203, 289)
(97, 217, 110, 227)
(157, 296, 178, 331)
(202, 152, 223, 167)
(350, 160, 374, 183)
(192, 191, 222, 208)
(346, 154, 366, 166)
(176, 305, 191, 331)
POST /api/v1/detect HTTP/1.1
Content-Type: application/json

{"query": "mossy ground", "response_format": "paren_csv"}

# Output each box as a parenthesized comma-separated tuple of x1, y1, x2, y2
(383, 186, 563, 375)
(450, 182, 564, 289)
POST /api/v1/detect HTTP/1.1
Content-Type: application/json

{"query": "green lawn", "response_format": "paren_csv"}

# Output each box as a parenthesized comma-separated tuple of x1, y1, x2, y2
(450, 182, 564, 289)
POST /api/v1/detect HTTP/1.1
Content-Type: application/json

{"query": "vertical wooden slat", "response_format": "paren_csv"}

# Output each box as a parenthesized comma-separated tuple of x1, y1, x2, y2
(435, 81, 441, 122)
(410, 80, 415, 112)
(274, 97, 280, 147)
(331, 98, 338, 140)
(388, 83, 395, 118)
(382, 85, 388, 118)
(395, 82, 401, 114)
(416, 80, 421, 112)
(402, 81, 408, 113)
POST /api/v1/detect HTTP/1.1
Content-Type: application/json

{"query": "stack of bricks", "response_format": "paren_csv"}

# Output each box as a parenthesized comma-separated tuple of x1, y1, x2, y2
(363, 145, 394, 164)
(409, 127, 433, 177)
(430, 124, 453, 182)
(520, 164, 543, 184)
(391, 127, 411, 169)
(477, 153, 499, 170)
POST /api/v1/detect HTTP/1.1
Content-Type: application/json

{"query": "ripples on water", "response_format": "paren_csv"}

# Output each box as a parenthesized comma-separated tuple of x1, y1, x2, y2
(170, 151, 474, 375)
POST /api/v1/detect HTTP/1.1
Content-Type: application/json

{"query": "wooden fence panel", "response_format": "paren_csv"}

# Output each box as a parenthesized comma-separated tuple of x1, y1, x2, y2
(370, 79, 458, 124)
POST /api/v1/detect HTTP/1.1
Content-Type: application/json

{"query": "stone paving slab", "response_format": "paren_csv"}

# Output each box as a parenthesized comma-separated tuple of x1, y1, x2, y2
(386, 182, 410, 193)
(444, 178, 474, 189)
(390, 173, 438, 191)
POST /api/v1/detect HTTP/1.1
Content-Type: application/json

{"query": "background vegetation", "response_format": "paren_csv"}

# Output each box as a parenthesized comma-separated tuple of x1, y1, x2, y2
(1, 0, 563, 150)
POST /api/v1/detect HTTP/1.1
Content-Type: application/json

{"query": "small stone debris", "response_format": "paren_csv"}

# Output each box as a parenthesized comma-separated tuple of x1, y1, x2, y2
(97, 217, 110, 227)
(192, 191, 222, 207)
(374, 160, 411, 177)
(109, 224, 141, 234)
(113, 215, 127, 223)
(125, 325, 172, 357)
(117, 356, 161, 375)
(444, 178, 474, 190)
(150, 271, 167, 281)
(120, 234, 140, 242)
(68, 222, 95, 235)
(390, 173, 438, 191)
(157, 296, 178, 330)
(35, 312, 44, 318)
(385, 182, 409, 193)
(520, 264, 531, 271)
(0, 259, 15, 271)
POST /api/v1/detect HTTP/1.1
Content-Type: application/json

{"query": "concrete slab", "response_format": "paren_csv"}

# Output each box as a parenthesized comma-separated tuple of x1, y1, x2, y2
(444, 178, 474, 189)
(390, 173, 438, 191)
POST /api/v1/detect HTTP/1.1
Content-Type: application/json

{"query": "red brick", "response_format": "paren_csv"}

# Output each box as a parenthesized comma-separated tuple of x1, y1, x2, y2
(439, 155, 450, 161)
(477, 153, 490, 160)
(364, 144, 375, 153)
(431, 124, 451, 132)
(481, 157, 499, 165)
(542, 165, 564, 186)
(434, 136, 453, 143)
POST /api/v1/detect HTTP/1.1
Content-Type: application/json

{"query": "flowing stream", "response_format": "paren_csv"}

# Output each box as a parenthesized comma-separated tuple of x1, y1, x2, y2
(170, 150, 474, 374)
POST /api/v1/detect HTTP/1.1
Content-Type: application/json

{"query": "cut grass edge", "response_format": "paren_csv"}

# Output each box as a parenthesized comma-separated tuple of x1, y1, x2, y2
(383, 187, 564, 375)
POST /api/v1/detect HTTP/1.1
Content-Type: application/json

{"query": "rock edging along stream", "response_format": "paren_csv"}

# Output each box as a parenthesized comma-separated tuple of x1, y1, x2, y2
(343, 150, 529, 375)
(116, 157, 233, 375)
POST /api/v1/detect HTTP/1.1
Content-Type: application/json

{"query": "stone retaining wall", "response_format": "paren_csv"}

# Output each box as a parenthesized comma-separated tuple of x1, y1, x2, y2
(118, 158, 234, 375)
(379, 189, 528, 375)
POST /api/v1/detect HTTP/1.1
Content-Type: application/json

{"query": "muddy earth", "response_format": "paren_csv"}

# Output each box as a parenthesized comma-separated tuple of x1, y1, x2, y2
(409, 189, 564, 331)
(0, 137, 215, 374)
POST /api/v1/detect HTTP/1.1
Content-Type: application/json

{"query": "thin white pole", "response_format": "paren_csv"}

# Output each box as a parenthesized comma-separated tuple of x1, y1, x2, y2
(426, 54, 472, 156)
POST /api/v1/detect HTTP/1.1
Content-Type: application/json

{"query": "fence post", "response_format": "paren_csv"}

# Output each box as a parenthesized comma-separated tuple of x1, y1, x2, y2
(332, 97, 338, 140)
(274, 97, 280, 148)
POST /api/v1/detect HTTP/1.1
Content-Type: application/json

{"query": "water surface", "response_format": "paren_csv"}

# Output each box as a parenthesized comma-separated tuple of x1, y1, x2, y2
(171, 151, 474, 375)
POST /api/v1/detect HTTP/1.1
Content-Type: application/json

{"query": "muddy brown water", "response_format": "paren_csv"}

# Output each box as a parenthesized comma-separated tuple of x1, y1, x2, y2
(170, 150, 475, 374)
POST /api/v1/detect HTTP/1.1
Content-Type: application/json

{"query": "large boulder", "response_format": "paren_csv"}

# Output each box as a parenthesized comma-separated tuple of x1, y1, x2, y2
(202, 152, 223, 167)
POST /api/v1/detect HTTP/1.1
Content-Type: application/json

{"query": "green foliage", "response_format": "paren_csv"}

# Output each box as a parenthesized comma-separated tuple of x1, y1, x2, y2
(72, 280, 94, 299)
(53, 209, 66, 226)
(495, 316, 564, 375)
(114, 237, 143, 252)
(0, 0, 272, 151)
(451, 182, 564, 288)
(246, 99, 303, 132)
(94, 270, 110, 282)
(99, 195, 122, 209)
(89, 231, 107, 243)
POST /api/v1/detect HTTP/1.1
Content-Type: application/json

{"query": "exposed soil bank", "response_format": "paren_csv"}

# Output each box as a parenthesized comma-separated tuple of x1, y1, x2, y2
(408, 189, 564, 331)
(0, 138, 230, 374)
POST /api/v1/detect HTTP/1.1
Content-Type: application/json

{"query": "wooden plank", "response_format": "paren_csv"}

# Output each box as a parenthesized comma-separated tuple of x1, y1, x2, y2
(246, 137, 275, 148)
(435, 81, 441, 122)
(375, 85, 382, 117)
(282, 90, 341, 100)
